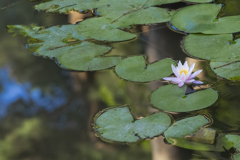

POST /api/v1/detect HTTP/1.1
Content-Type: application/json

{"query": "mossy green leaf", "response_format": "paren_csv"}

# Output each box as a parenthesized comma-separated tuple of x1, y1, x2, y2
(210, 62, 240, 81)
(164, 115, 208, 139)
(166, 134, 234, 151)
(226, 135, 240, 151)
(57, 42, 121, 71)
(150, 84, 218, 112)
(94, 107, 171, 143)
(115, 56, 175, 82)
(183, 34, 240, 61)
(171, 4, 240, 34)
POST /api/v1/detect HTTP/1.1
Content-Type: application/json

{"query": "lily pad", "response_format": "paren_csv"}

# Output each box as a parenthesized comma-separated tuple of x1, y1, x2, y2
(115, 56, 175, 82)
(171, 4, 240, 34)
(164, 115, 209, 139)
(210, 61, 240, 81)
(185, 0, 212, 3)
(234, 153, 240, 160)
(98, 7, 175, 28)
(57, 42, 121, 71)
(150, 84, 218, 112)
(183, 34, 240, 61)
(94, 107, 171, 143)
(34, 0, 180, 14)
(165, 134, 234, 151)
(226, 135, 240, 150)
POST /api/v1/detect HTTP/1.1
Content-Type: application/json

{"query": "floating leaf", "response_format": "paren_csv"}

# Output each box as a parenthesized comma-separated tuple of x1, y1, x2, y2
(165, 134, 234, 151)
(74, 17, 136, 41)
(183, 34, 240, 61)
(210, 61, 240, 81)
(34, 0, 180, 14)
(171, 4, 240, 34)
(57, 42, 121, 71)
(164, 115, 209, 139)
(98, 7, 175, 28)
(150, 84, 218, 112)
(185, 0, 212, 3)
(226, 135, 240, 150)
(94, 107, 171, 143)
(234, 153, 240, 160)
(115, 56, 175, 82)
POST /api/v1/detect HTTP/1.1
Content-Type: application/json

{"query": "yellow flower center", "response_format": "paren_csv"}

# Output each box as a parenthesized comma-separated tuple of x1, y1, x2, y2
(180, 69, 188, 75)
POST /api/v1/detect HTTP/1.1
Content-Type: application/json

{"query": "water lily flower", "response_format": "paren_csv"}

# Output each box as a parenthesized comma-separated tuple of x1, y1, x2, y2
(163, 61, 203, 87)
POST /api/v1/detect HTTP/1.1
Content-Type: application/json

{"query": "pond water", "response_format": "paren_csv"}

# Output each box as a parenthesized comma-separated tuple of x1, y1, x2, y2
(0, 0, 240, 160)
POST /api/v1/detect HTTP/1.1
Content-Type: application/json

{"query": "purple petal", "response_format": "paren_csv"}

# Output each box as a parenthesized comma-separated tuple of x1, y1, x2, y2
(171, 64, 179, 77)
(193, 80, 204, 84)
(178, 60, 183, 69)
(188, 63, 195, 73)
(185, 79, 195, 84)
(183, 61, 189, 70)
(163, 77, 177, 81)
(178, 81, 184, 87)
(189, 70, 202, 79)
(172, 79, 182, 84)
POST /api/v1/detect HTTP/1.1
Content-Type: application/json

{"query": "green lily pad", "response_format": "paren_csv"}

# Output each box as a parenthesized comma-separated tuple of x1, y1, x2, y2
(210, 61, 240, 81)
(75, 17, 136, 41)
(150, 84, 218, 112)
(34, 0, 180, 14)
(185, 0, 212, 3)
(94, 107, 171, 143)
(98, 7, 175, 28)
(165, 134, 234, 151)
(234, 153, 240, 160)
(164, 115, 209, 139)
(183, 34, 240, 61)
(226, 135, 240, 150)
(171, 4, 240, 34)
(115, 56, 176, 82)
(57, 42, 121, 71)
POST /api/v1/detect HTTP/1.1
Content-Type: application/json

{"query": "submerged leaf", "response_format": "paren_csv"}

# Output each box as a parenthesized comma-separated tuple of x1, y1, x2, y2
(115, 56, 175, 82)
(210, 61, 240, 81)
(150, 84, 218, 112)
(183, 34, 240, 61)
(94, 107, 171, 143)
(57, 42, 121, 71)
(171, 4, 240, 34)
(165, 134, 234, 151)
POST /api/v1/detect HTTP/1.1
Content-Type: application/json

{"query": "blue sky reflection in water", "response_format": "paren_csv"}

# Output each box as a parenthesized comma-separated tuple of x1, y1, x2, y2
(0, 67, 67, 118)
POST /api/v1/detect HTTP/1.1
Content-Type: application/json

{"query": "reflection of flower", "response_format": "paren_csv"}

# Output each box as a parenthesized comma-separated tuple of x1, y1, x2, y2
(163, 61, 203, 87)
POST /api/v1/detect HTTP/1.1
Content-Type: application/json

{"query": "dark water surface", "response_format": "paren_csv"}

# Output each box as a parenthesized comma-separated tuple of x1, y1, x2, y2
(0, 0, 239, 160)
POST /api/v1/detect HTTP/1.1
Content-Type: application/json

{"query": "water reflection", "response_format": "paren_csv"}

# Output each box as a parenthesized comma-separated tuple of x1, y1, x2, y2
(0, 67, 67, 118)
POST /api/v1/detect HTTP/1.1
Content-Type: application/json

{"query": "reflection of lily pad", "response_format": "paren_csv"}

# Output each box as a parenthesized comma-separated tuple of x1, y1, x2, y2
(115, 56, 175, 82)
(166, 134, 234, 151)
(57, 42, 121, 71)
(210, 62, 240, 81)
(150, 84, 218, 112)
(94, 107, 171, 143)
(183, 34, 240, 61)
(171, 4, 240, 34)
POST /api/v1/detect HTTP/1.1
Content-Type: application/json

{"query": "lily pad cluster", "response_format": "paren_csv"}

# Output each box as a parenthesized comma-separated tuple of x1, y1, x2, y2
(174, 4, 240, 80)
